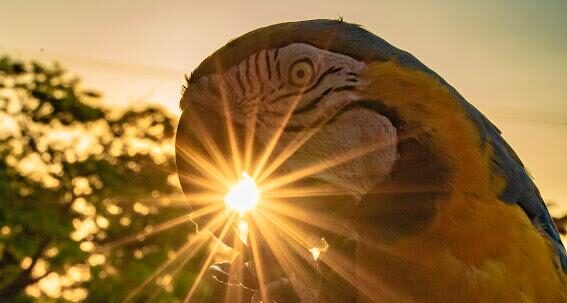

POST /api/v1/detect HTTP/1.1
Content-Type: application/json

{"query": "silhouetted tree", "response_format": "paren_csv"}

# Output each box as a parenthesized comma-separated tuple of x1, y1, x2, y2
(0, 57, 221, 302)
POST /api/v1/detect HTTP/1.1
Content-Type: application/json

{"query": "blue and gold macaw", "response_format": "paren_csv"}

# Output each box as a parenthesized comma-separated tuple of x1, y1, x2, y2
(176, 19, 566, 302)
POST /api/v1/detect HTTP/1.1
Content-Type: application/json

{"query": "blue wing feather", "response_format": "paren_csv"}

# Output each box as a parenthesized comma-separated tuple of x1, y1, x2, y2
(398, 51, 567, 270)
(470, 103, 567, 270)
(399, 50, 567, 270)
(379, 37, 567, 269)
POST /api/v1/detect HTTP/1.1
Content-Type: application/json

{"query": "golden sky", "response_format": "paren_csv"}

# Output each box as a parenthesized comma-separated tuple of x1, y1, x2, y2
(1, 0, 566, 211)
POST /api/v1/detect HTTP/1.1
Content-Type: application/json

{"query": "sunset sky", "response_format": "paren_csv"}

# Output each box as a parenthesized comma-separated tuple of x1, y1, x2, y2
(2, 0, 566, 211)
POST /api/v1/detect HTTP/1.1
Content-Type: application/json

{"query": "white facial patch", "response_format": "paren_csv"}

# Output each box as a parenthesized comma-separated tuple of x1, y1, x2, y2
(185, 43, 366, 126)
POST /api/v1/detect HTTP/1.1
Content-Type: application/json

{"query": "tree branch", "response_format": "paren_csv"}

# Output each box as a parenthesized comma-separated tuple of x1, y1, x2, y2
(0, 249, 18, 269)
(0, 238, 50, 299)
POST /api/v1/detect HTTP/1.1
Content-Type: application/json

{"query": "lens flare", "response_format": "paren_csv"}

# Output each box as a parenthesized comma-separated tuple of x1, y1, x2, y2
(237, 219, 249, 244)
(308, 237, 329, 261)
(224, 172, 260, 214)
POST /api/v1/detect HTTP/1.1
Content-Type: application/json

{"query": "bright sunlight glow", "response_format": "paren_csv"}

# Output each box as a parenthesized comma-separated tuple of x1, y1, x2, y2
(224, 172, 260, 214)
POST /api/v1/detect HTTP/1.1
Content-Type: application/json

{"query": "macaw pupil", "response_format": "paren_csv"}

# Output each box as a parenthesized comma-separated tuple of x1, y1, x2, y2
(289, 60, 314, 86)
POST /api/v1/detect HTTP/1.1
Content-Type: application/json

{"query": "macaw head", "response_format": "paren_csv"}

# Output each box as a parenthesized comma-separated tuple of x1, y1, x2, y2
(175, 19, 566, 270)
(175, 20, 458, 257)
(177, 20, 403, 201)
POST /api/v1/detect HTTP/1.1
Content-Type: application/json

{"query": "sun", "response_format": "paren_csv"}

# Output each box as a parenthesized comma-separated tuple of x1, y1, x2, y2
(224, 172, 260, 214)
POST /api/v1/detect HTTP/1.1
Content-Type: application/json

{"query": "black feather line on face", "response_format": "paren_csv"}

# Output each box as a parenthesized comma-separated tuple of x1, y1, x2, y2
(292, 87, 333, 115)
(265, 50, 272, 80)
(267, 65, 344, 105)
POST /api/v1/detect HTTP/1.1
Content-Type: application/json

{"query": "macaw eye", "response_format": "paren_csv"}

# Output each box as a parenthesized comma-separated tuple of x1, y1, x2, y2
(289, 59, 315, 87)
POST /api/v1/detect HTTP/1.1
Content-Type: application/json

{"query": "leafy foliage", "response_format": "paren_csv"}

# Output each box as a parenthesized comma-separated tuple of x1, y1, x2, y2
(0, 56, 220, 302)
